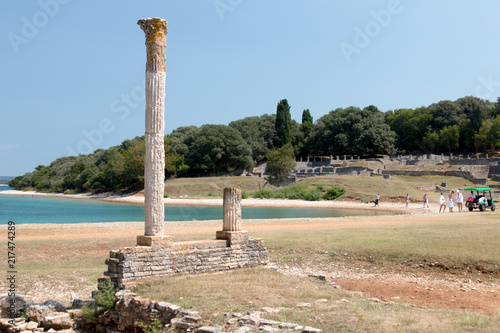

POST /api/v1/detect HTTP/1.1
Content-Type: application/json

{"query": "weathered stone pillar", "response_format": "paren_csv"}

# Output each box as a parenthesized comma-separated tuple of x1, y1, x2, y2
(222, 187, 242, 232)
(136, 18, 169, 245)
(217, 187, 248, 246)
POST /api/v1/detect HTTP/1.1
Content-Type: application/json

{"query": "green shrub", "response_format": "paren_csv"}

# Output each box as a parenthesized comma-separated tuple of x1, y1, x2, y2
(241, 190, 249, 199)
(94, 278, 116, 311)
(82, 304, 98, 321)
(281, 184, 307, 200)
(323, 186, 345, 200)
(81, 278, 116, 321)
(304, 189, 322, 201)
(253, 184, 323, 201)
(135, 313, 164, 333)
(252, 189, 275, 199)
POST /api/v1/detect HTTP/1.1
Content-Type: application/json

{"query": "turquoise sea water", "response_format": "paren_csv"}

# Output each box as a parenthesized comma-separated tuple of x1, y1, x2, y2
(0, 185, 388, 224)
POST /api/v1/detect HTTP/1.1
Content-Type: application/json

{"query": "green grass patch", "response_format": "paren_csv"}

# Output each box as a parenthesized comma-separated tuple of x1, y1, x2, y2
(252, 184, 326, 201)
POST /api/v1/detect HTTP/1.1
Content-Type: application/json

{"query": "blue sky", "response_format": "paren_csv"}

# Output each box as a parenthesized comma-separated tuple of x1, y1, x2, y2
(1, 1, 500, 176)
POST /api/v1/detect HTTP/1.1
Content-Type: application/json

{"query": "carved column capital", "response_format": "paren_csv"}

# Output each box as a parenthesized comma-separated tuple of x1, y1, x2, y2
(137, 18, 167, 72)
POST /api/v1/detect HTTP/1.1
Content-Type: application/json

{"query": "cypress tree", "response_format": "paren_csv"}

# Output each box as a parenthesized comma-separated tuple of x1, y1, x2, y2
(275, 99, 292, 148)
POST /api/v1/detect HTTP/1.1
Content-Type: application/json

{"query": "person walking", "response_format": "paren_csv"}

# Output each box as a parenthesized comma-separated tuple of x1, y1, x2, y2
(374, 193, 380, 207)
(456, 190, 464, 212)
(448, 191, 455, 212)
(423, 193, 429, 209)
(439, 192, 446, 213)
(405, 193, 410, 207)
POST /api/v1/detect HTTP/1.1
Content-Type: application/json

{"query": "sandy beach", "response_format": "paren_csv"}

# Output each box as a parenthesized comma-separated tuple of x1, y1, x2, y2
(0, 189, 431, 214)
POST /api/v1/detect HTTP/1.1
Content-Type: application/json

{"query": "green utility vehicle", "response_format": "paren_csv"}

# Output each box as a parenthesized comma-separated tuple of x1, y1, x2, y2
(464, 187, 496, 212)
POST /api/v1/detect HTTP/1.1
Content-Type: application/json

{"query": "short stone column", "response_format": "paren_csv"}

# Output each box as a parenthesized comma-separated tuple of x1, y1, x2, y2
(217, 187, 248, 246)
(222, 187, 242, 232)
(136, 17, 171, 246)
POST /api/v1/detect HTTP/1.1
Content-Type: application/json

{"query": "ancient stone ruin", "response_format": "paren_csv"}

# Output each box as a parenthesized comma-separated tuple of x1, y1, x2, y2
(105, 19, 268, 289)
(105, 186, 269, 289)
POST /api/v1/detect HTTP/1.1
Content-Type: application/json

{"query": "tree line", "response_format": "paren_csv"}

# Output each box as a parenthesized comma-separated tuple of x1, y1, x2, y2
(9, 95, 500, 193)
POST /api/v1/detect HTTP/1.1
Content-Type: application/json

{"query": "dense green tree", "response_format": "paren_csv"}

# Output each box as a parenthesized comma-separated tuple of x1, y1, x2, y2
(87, 148, 125, 191)
(456, 96, 484, 133)
(122, 140, 145, 188)
(307, 106, 396, 156)
(386, 107, 432, 152)
(300, 109, 314, 137)
(175, 124, 254, 175)
(494, 97, 500, 118)
(168, 126, 199, 157)
(422, 131, 440, 153)
(298, 109, 314, 157)
(439, 125, 459, 153)
(429, 100, 464, 131)
(10, 135, 182, 193)
(476, 115, 500, 153)
(275, 99, 292, 148)
(265, 144, 296, 183)
(474, 119, 492, 153)
(229, 114, 276, 163)
(489, 115, 500, 153)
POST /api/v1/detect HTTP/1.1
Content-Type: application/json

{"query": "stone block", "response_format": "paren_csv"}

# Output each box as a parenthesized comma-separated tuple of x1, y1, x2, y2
(216, 230, 249, 246)
(1, 295, 25, 318)
(197, 326, 222, 333)
(136, 235, 173, 247)
(41, 312, 72, 330)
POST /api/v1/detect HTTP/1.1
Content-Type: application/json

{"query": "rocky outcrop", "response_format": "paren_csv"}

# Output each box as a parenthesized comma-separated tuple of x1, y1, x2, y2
(1, 292, 323, 333)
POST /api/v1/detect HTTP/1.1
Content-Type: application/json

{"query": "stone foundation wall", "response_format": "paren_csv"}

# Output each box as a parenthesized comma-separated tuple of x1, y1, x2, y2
(489, 165, 500, 181)
(449, 158, 499, 166)
(105, 233, 268, 289)
(381, 170, 488, 185)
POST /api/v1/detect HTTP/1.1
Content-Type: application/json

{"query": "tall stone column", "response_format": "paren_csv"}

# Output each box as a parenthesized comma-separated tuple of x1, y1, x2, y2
(138, 18, 168, 242)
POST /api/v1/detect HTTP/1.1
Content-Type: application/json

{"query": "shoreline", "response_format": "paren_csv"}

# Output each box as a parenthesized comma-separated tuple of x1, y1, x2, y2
(0, 189, 431, 214)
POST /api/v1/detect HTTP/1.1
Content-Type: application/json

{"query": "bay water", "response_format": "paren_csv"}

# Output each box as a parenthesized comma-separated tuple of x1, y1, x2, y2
(0, 185, 386, 224)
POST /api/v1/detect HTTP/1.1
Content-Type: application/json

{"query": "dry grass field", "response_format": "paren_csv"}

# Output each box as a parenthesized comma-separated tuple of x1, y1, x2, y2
(1, 212, 499, 332)
(1, 174, 499, 332)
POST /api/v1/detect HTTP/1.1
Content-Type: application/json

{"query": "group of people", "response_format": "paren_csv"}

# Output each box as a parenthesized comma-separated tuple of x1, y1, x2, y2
(437, 190, 475, 213)
(377, 191, 474, 212)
